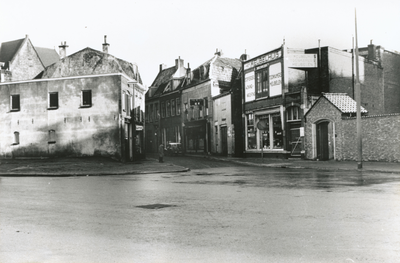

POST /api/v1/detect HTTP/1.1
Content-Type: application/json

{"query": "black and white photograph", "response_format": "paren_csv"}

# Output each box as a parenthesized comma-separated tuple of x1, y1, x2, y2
(1, 0, 399, 262)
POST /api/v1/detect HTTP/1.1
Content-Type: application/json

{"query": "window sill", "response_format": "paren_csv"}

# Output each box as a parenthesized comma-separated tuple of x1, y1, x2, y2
(80, 105, 92, 108)
(48, 141, 56, 144)
(9, 109, 20, 112)
(47, 107, 59, 110)
(11, 143, 19, 146)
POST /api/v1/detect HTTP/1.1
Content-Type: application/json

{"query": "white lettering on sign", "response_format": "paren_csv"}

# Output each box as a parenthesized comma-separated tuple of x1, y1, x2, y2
(244, 71, 255, 102)
(244, 50, 282, 70)
(269, 62, 282, 97)
(287, 54, 318, 68)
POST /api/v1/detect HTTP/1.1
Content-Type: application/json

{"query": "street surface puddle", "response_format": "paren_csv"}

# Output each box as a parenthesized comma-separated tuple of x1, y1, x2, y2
(136, 204, 177, 209)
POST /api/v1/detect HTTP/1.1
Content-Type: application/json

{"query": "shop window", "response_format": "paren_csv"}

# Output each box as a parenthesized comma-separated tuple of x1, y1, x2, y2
(81, 90, 92, 107)
(13, 131, 19, 145)
(287, 106, 300, 121)
(48, 130, 56, 144)
(10, 94, 20, 111)
(255, 68, 269, 99)
(48, 92, 58, 109)
(246, 112, 283, 150)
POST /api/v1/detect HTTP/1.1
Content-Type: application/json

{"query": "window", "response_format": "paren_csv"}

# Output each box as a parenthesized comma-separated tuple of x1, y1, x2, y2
(10, 94, 20, 111)
(155, 103, 159, 120)
(287, 106, 300, 121)
(246, 112, 283, 150)
(81, 90, 92, 107)
(145, 105, 149, 122)
(48, 92, 58, 109)
(13, 131, 19, 145)
(166, 100, 171, 117)
(149, 104, 153, 122)
(176, 98, 181, 115)
(171, 99, 176, 116)
(48, 130, 56, 144)
(255, 68, 269, 99)
(161, 101, 165, 118)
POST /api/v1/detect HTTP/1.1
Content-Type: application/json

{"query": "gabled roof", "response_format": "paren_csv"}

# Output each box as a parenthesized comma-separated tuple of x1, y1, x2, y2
(37, 47, 142, 83)
(0, 38, 25, 69)
(35, 47, 59, 67)
(322, 93, 367, 113)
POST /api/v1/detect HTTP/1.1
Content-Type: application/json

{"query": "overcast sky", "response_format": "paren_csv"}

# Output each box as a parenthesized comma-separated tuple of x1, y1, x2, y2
(1, 0, 399, 86)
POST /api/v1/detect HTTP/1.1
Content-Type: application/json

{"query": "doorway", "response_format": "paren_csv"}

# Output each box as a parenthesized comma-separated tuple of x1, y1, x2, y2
(220, 126, 228, 156)
(316, 121, 329, 160)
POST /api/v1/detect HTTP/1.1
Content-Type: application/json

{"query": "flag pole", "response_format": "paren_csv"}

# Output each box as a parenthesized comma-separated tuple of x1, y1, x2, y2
(355, 9, 363, 169)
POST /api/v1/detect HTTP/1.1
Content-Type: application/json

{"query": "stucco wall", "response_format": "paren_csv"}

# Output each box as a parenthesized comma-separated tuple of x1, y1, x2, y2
(10, 39, 44, 81)
(0, 75, 123, 158)
(212, 94, 233, 155)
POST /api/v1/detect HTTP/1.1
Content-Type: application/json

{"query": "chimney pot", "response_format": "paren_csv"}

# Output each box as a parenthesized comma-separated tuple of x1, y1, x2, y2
(59, 41, 68, 59)
(102, 35, 110, 54)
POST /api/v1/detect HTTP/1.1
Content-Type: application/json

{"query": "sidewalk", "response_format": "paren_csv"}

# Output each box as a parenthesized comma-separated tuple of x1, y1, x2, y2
(0, 155, 399, 177)
(197, 154, 400, 174)
(0, 156, 189, 177)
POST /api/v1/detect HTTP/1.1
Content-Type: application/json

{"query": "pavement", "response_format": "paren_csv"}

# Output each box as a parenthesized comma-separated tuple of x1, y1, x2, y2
(0, 154, 399, 176)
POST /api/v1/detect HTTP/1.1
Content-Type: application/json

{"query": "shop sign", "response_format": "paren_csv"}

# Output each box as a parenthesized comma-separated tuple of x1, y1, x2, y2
(244, 50, 282, 70)
(287, 54, 317, 68)
(244, 71, 255, 102)
(136, 125, 143, 131)
(269, 62, 282, 97)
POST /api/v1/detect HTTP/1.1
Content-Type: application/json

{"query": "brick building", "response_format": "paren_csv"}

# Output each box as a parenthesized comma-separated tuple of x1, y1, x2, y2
(0, 38, 145, 161)
(145, 57, 187, 153)
(181, 51, 242, 156)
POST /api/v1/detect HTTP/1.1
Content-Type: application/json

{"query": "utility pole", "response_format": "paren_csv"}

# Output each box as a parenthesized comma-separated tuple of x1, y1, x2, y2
(355, 9, 363, 169)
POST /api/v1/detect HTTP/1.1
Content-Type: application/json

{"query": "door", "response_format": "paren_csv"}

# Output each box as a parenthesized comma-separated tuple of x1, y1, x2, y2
(316, 122, 329, 160)
(221, 126, 228, 156)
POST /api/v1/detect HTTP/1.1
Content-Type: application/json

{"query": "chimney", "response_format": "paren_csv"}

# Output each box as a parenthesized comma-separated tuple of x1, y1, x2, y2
(159, 64, 167, 72)
(175, 56, 184, 69)
(102, 35, 110, 53)
(186, 63, 191, 84)
(215, 48, 221, 56)
(59, 41, 68, 59)
(368, 40, 376, 61)
(240, 53, 250, 61)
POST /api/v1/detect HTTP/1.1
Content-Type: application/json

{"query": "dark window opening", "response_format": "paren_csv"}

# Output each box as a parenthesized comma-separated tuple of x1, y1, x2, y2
(10, 95, 20, 111)
(49, 92, 58, 109)
(82, 90, 92, 107)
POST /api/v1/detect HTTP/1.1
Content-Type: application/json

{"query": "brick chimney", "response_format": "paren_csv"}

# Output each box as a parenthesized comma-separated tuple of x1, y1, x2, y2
(59, 41, 68, 59)
(102, 35, 110, 53)
(175, 56, 184, 69)
(368, 40, 376, 61)
(159, 64, 167, 72)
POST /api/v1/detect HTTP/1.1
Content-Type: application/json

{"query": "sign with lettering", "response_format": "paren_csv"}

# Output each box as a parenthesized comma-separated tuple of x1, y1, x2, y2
(287, 54, 317, 68)
(244, 71, 255, 102)
(244, 50, 282, 70)
(269, 62, 282, 97)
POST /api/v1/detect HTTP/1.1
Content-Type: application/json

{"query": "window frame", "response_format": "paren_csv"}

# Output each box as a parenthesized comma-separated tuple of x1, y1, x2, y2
(48, 130, 56, 144)
(81, 90, 92, 108)
(48, 92, 59, 110)
(10, 94, 20, 112)
(12, 131, 20, 145)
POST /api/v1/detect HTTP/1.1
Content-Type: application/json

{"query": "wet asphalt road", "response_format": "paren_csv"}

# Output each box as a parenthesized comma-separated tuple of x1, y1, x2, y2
(1, 156, 400, 263)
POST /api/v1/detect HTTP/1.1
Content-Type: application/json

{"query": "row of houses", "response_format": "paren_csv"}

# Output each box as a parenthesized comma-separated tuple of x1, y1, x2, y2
(145, 43, 400, 161)
(1, 35, 399, 161)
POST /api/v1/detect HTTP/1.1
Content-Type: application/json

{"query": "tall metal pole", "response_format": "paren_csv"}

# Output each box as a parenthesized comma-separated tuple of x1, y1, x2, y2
(355, 9, 363, 169)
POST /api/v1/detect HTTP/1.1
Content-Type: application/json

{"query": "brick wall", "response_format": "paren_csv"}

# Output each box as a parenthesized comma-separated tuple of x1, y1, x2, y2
(340, 114, 400, 162)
